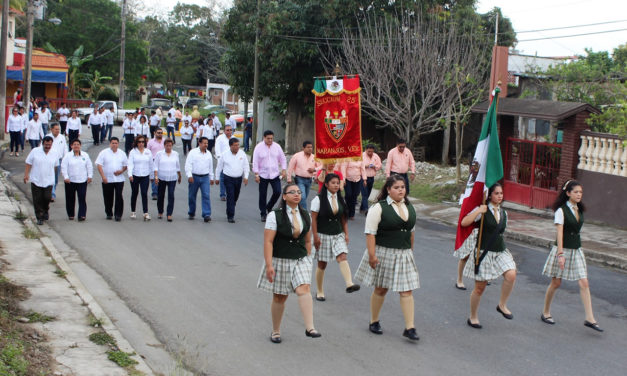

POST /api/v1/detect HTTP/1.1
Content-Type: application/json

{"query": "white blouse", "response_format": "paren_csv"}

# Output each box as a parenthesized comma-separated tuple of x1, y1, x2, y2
(61, 151, 93, 183)
(154, 150, 180, 181)
(95, 148, 128, 183)
(127, 148, 153, 177)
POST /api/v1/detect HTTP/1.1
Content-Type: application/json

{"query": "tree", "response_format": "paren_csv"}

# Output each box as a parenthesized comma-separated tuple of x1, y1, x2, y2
(45, 44, 93, 99)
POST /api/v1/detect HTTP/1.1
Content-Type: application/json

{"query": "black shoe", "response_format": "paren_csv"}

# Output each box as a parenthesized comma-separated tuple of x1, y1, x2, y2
(346, 284, 360, 293)
(455, 283, 467, 290)
(43, 213, 49, 220)
(315, 295, 326, 302)
(541, 314, 555, 325)
(68, 217, 74, 221)
(261, 214, 267, 222)
(114, 217, 121, 222)
(188, 215, 195, 220)
(270, 332, 281, 344)
(220, 196, 226, 201)
(369, 321, 383, 334)
(467, 318, 482, 329)
(496, 305, 514, 320)
(106, 216, 113, 220)
(78, 217, 85, 222)
(152, 195, 157, 200)
(584, 321, 604, 332)
(36, 219, 44, 225)
(402, 328, 420, 341)
(305, 329, 321, 338)
(228, 218, 235, 223)
(204, 216, 211, 222)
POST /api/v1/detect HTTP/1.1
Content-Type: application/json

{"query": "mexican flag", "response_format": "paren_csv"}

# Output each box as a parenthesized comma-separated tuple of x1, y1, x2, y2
(454, 89, 503, 250)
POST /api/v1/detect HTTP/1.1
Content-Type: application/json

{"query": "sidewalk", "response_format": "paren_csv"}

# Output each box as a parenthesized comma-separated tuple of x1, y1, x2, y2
(0, 169, 154, 375)
(408, 196, 627, 271)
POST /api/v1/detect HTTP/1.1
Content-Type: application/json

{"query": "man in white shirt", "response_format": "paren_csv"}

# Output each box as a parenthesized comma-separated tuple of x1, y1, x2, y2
(185, 137, 215, 222)
(37, 105, 52, 135)
(224, 112, 237, 130)
(182, 111, 192, 129)
(99, 107, 109, 142)
(88, 108, 102, 145)
(25, 112, 44, 148)
(24, 136, 58, 225)
(103, 107, 115, 142)
(149, 110, 161, 138)
(122, 113, 135, 154)
(48, 123, 67, 200)
(57, 103, 70, 135)
(95, 137, 128, 221)
(214, 124, 234, 201)
(166, 113, 177, 143)
(211, 113, 222, 133)
(215, 138, 249, 223)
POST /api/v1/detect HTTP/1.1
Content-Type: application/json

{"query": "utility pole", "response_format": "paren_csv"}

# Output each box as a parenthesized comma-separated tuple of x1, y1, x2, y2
(252, 0, 261, 146)
(118, 0, 127, 110)
(0, 0, 9, 140)
(23, 0, 34, 114)
(494, 9, 499, 46)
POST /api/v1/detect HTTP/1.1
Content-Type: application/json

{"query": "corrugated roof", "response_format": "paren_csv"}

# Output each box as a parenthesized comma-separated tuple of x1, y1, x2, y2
(471, 98, 600, 121)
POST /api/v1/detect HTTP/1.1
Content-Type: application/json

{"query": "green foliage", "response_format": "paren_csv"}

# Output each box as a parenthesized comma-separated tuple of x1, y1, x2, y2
(107, 350, 138, 368)
(0, 343, 28, 375)
(25, 311, 54, 323)
(97, 87, 119, 101)
(89, 332, 116, 346)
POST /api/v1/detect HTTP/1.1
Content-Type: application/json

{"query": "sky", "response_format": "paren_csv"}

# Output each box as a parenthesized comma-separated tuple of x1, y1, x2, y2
(143, 0, 627, 58)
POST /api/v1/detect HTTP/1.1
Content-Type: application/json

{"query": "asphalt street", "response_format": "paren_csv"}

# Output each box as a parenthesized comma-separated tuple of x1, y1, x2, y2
(2, 129, 626, 376)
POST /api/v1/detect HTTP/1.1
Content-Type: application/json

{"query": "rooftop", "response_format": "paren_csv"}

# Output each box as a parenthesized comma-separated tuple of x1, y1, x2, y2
(471, 98, 600, 121)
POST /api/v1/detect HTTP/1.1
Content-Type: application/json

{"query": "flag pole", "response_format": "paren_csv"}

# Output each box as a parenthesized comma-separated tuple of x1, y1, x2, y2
(475, 83, 501, 269)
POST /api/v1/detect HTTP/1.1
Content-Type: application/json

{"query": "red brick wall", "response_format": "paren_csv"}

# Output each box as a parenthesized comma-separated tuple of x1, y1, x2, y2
(558, 112, 590, 187)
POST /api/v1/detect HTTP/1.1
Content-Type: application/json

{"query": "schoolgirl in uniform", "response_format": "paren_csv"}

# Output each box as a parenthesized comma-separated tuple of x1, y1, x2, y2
(257, 183, 321, 343)
(454, 226, 478, 290)
(461, 183, 517, 329)
(541, 180, 603, 332)
(354, 174, 420, 341)
(311, 173, 360, 301)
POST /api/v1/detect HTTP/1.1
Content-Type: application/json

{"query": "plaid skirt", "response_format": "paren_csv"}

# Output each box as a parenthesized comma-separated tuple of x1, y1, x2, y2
(542, 246, 587, 281)
(354, 246, 420, 292)
(315, 233, 349, 262)
(257, 255, 313, 295)
(463, 249, 516, 281)
(453, 228, 478, 260)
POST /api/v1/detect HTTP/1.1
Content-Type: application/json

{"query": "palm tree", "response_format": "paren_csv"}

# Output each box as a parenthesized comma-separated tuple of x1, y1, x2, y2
(144, 66, 166, 97)
(80, 70, 112, 99)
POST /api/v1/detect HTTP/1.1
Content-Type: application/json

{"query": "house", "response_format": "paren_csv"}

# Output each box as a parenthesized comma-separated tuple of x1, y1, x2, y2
(205, 81, 239, 112)
(506, 51, 575, 100)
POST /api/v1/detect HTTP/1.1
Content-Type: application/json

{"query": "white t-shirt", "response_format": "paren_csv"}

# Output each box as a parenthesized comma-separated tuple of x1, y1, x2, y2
(26, 147, 59, 187)
(95, 148, 128, 183)
(57, 107, 70, 122)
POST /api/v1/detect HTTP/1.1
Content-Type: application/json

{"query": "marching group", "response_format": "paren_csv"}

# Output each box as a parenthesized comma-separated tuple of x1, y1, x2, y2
(17, 109, 602, 344)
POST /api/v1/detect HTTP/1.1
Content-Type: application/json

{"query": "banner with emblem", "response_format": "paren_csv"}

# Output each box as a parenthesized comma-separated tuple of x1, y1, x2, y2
(311, 75, 362, 163)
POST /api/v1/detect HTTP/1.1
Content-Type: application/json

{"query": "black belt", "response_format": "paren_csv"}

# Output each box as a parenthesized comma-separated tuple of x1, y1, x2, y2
(193, 173, 209, 177)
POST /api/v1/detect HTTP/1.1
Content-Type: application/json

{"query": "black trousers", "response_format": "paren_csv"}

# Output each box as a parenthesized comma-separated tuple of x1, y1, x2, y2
(68, 130, 80, 149)
(258, 177, 281, 216)
(130, 175, 149, 213)
(344, 179, 362, 218)
(10, 131, 21, 152)
(91, 124, 101, 144)
(65, 181, 87, 218)
(182, 139, 192, 155)
(31, 184, 52, 220)
(102, 182, 124, 218)
(124, 134, 134, 154)
(59, 121, 67, 135)
(223, 175, 242, 219)
(157, 180, 177, 216)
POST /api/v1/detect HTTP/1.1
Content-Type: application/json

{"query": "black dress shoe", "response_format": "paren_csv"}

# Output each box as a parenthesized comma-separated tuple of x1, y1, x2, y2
(369, 321, 383, 334)
(455, 283, 467, 290)
(270, 333, 281, 344)
(43, 213, 49, 220)
(106, 216, 113, 220)
(467, 319, 482, 329)
(36, 219, 44, 225)
(305, 329, 321, 338)
(315, 295, 326, 302)
(584, 321, 604, 332)
(114, 217, 121, 222)
(496, 305, 514, 320)
(68, 217, 74, 221)
(541, 314, 555, 325)
(228, 218, 235, 223)
(188, 215, 195, 220)
(346, 284, 360, 293)
(402, 328, 420, 341)
(204, 216, 211, 222)
(78, 217, 85, 222)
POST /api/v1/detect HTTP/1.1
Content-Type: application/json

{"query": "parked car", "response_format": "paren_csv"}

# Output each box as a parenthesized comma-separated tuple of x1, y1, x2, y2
(181, 98, 210, 109)
(76, 101, 131, 124)
(203, 104, 228, 114)
(146, 98, 173, 111)
(230, 113, 245, 126)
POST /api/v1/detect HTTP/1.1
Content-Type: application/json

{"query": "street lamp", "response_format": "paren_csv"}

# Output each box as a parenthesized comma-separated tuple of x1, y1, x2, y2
(48, 17, 61, 25)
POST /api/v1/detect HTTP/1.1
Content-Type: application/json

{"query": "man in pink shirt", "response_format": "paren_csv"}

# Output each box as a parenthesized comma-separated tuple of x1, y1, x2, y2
(385, 139, 415, 195)
(287, 140, 317, 210)
(147, 129, 165, 200)
(341, 160, 367, 219)
(360, 144, 382, 213)
(252, 130, 287, 221)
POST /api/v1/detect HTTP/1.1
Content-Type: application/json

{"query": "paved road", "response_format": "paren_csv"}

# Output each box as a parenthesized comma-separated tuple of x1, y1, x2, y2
(2, 130, 626, 375)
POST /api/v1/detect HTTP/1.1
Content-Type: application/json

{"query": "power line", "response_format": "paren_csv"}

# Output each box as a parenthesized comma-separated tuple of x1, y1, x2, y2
(515, 19, 627, 33)
(518, 28, 627, 42)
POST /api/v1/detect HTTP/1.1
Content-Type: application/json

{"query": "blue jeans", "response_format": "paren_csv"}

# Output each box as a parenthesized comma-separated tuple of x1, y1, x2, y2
(294, 176, 312, 210)
(51, 159, 61, 198)
(223, 175, 242, 219)
(19, 131, 25, 150)
(360, 176, 374, 211)
(104, 124, 113, 141)
(188, 174, 211, 218)
(29, 139, 40, 148)
(258, 176, 281, 216)
(100, 124, 108, 141)
(244, 130, 251, 151)
(42, 123, 49, 135)
(344, 179, 362, 218)
(219, 172, 226, 198)
(157, 180, 177, 216)
(151, 179, 158, 198)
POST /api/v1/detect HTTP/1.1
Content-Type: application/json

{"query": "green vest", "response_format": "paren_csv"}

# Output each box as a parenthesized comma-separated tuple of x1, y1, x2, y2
(316, 195, 344, 235)
(375, 200, 416, 249)
(272, 208, 310, 259)
(479, 208, 507, 252)
(561, 204, 583, 249)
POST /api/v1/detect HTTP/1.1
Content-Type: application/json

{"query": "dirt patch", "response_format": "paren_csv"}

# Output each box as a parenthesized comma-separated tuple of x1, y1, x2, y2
(0, 259, 54, 375)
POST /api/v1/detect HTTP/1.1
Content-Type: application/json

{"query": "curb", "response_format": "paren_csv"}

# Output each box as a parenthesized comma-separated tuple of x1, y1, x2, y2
(2, 172, 155, 375)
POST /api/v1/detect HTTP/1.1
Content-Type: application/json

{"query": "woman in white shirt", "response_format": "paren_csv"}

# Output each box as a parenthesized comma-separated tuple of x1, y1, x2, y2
(66, 110, 82, 149)
(180, 120, 194, 155)
(7, 107, 23, 156)
(134, 115, 150, 139)
(61, 139, 93, 221)
(154, 139, 181, 221)
(25, 112, 44, 148)
(127, 135, 154, 220)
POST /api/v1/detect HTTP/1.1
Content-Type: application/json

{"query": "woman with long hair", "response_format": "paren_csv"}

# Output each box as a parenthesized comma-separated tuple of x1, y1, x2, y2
(127, 135, 153, 220)
(461, 183, 517, 329)
(541, 180, 603, 332)
(257, 183, 320, 343)
(154, 139, 181, 222)
(311, 173, 360, 302)
(61, 139, 93, 221)
(354, 174, 420, 341)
